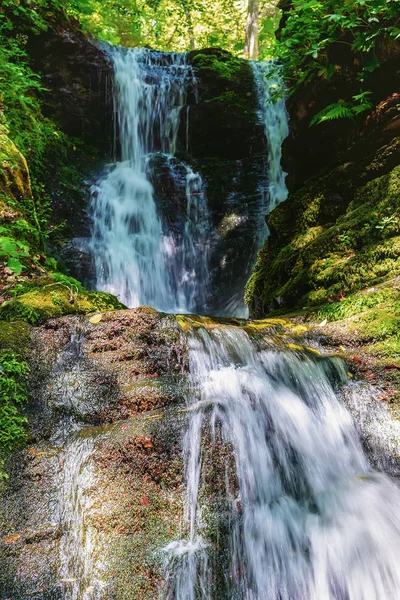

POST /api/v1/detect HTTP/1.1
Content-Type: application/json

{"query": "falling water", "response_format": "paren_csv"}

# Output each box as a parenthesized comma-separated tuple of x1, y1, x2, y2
(251, 61, 289, 212)
(58, 435, 108, 600)
(89, 47, 210, 312)
(50, 324, 110, 599)
(163, 325, 400, 599)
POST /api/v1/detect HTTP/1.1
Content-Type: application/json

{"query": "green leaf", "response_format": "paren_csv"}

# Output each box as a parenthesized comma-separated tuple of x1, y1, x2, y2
(310, 102, 354, 126)
(7, 257, 24, 275)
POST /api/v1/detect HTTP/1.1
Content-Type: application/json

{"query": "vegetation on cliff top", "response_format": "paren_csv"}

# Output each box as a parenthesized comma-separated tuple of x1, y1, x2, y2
(277, 0, 400, 118)
(65, 0, 280, 58)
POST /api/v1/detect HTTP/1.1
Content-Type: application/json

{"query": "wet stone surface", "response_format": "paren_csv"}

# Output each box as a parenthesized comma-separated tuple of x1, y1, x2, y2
(0, 307, 189, 600)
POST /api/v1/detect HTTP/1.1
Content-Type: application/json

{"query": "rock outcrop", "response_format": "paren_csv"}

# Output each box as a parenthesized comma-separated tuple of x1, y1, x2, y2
(246, 34, 400, 316)
(0, 308, 187, 599)
(27, 16, 114, 155)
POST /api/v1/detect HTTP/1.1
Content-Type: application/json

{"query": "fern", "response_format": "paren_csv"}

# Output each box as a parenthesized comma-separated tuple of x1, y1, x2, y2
(310, 102, 354, 126)
(310, 91, 374, 126)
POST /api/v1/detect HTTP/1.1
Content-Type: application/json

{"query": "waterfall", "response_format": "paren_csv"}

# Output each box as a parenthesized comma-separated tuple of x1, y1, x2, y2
(251, 60, 289, 212)
(89, 47, 210, 313)
(163, 325, 400, 599)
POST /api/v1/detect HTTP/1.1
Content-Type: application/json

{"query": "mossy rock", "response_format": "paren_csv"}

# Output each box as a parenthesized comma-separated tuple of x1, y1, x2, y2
(0, 274, 125, 324)
(246, 165, 400, 315)
(186, 48, 262, 161)
(0, 321, 31, 355)
(0, 124, 32, 203)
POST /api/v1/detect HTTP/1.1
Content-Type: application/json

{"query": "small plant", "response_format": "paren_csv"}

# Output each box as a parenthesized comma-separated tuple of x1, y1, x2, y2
(337, 232, 352, 248)
(0, 234, 30, 275)
(0, 351, 29, 452)
(310, 92, 374, 126)
(375, 214, 399, 231)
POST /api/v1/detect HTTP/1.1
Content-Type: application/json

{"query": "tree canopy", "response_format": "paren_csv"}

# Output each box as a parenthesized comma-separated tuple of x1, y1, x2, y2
(65, 0, 281, 58)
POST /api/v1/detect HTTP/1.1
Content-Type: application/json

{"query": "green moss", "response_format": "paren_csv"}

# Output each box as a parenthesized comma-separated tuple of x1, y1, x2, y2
(246, 165, 400, 314)
(191, 51, 244, 80)
(0, 321, 31, 355)
(0, 274, 125, 324)
(0, 350, 30, 478)
(189, 49, 258, 127)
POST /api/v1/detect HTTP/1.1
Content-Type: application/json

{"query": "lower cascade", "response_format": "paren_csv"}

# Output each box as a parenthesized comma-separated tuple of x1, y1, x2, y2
(163, 325, 400, 600)
(2, 312, 400, 599)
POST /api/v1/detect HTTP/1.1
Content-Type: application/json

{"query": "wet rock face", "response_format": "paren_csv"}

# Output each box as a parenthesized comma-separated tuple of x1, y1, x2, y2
(186, 48, 265, 161)
(147, 153, 189, 235)
(171, 49, 269, 315)
(0, 308, 188, 599)
(27, 17, 114, 155)
(280, 40, 400, 191)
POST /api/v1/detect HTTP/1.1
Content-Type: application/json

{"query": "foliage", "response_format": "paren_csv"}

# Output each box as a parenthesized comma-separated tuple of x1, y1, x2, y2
(0, 0, 99, 277)
(0, 351, 29, 477)
(310, 92, 374, 125)
(0, 234, 30, 275)
(277, 0, 400, 119)
(279, 0, 400, 85)
(65, 0, 280, 57)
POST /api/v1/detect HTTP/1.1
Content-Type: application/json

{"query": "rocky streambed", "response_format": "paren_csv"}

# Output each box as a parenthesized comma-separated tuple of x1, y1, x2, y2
(1, 308, 400, 600)
(0, 308, 188, 599)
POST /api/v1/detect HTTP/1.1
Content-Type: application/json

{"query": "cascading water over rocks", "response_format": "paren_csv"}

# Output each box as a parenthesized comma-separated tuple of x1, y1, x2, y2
(89, 47, 210, 314)
(5, 42, 399, 600)
(89, 50, 289, 316)
(163, 325, 400, 600)
(251, 60, 289, 213)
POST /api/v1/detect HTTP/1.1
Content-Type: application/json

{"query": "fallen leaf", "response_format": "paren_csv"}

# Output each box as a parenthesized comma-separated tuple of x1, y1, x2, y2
(351, 355, 363, 365)
(139, 497, 150, 506)
(318, 319, 328, 327)
(2, 533, 21, 544)
(384, 363, 400, 370)
(89, 314, 102, 325)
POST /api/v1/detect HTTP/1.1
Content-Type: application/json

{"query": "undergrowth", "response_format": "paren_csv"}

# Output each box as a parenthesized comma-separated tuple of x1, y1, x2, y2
(0, 351, 29, 478)
(278, 0, 400, 120)
(0, 0, 94, 274)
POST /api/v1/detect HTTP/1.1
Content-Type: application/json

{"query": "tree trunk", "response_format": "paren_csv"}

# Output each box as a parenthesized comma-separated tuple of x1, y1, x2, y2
(245, 0, 259, 60)
(184, 6, 196, 50)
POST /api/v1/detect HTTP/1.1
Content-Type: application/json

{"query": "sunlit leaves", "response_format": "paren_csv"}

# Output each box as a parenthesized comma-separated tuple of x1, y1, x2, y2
(65, 0, 280, 58)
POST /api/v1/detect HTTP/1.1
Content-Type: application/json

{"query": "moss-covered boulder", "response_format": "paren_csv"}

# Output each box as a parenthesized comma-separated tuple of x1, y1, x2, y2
(0, 274, 125, 325)
(246, 143, 400, 315)
(0, 124, 32, 204)
(187, 48, 263, 161)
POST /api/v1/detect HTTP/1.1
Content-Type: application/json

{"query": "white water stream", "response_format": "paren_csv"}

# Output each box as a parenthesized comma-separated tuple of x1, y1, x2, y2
(89, 47, 210, 313)
(163, 326, 400, 600)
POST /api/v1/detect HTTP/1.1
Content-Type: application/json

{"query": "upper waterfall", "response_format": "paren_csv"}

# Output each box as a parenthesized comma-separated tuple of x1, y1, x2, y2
(89, 49, 289, 317)
(89, 47, 210, 313)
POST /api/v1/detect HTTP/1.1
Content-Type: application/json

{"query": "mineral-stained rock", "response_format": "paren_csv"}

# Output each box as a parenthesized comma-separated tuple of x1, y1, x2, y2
(0, 307, 188, 599)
